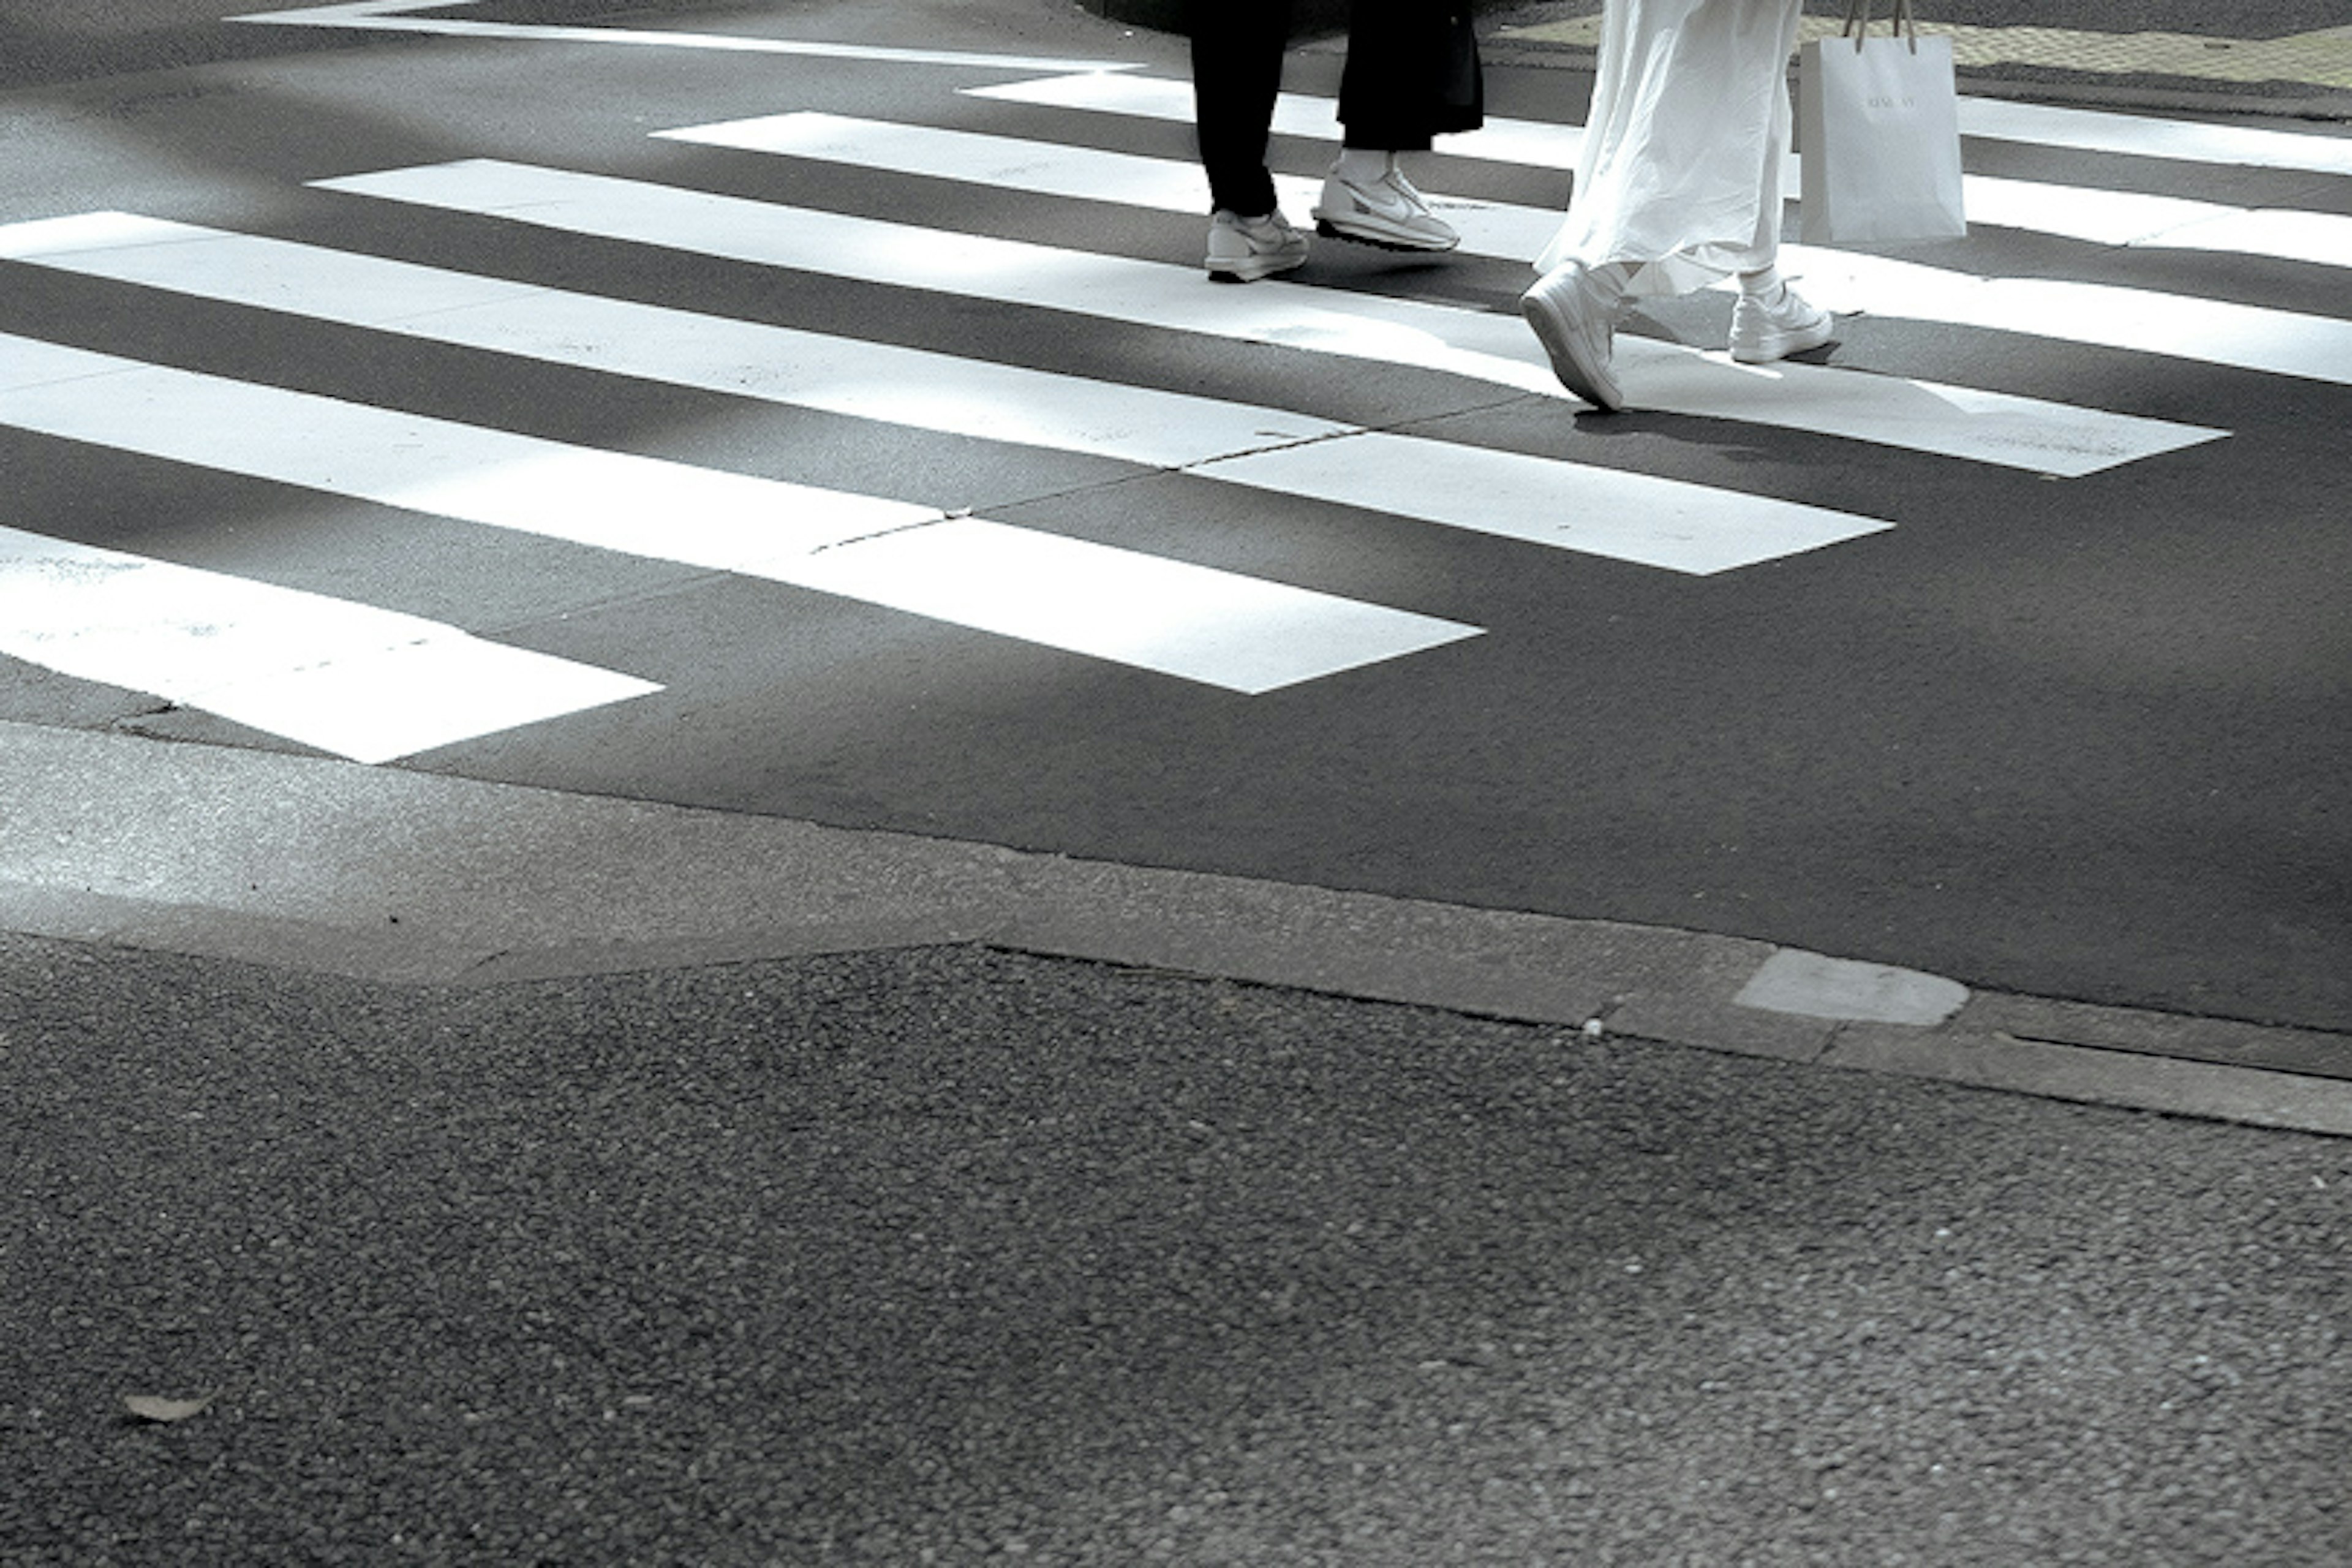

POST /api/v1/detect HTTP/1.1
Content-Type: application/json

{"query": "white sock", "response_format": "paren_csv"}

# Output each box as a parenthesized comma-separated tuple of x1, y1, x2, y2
(1336, 148, 1391, 184)
(1738, 264, 1784, 300)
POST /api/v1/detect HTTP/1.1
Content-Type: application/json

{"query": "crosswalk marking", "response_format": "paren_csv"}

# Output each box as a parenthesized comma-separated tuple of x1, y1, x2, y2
(0, 214, 1878, 574)
(1778, 247, 2352, 387)
(660, 112, 2254, 464)
(0, 524, 659, 764)
(0, 209, 2202, 564)
(1955, 175, 2352, 266)
(677, 108, 2345, 388)
(962, 77, 2352, 270)
(1954, 97, 2352, 178)
(0, 334, 1479, 692)
(10, 38, 2339, 754)
(300, 164, 1909, 570)
(684, 108, 2352, 273)
(308, 158, 2222, 480)
(966, 71, 1581, 168)
(970, 69, 2352, 179)
(1193, 432, 1882, 572)
(229, 1, 1143, 75)
(0, 212, 1350, 470)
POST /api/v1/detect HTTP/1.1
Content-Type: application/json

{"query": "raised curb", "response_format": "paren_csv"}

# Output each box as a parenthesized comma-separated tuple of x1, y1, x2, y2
(5, 720, 2346, 1137)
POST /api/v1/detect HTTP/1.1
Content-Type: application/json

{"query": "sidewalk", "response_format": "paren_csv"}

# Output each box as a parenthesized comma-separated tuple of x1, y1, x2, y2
(1482, 4, 2352, 119)
(6, 722, 2346, 1137)
(1079, 1, 2352, 121)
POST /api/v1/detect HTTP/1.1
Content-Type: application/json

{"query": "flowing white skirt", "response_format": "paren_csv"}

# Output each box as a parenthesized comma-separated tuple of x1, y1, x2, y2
(1535, 0, 1807, 295)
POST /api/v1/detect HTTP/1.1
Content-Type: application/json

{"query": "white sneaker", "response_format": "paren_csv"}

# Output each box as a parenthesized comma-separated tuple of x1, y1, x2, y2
(1204, 208, 1310, 282)
(1520, 263, 1625, 412)
(1310, 160, 1458, 253)
(1728, 282, 1834, 364)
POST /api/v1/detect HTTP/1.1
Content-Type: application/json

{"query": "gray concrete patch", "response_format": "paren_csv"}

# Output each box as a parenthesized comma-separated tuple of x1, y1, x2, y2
(1734, 948, 1972, 1027)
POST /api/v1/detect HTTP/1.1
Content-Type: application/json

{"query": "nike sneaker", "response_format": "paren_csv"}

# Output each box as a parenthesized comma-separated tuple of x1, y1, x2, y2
(1205, 208, 1310, 282)
(1728, 282, 1835, 364)
(1521, 262, 1626, 412)
(1310, 158, 1459, 253)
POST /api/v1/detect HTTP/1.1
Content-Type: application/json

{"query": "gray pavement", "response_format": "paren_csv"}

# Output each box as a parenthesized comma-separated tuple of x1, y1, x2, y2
(5, 926, 2349, 1563)
(3, 725, 2350, 1562)
(3, 2, 2350, 1559)
(1477, 3, 2352, 119)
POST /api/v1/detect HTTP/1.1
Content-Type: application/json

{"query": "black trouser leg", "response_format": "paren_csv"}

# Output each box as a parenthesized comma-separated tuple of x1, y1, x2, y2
(1336, 0, 1435, 152)
(1189, 0, 1295, 216)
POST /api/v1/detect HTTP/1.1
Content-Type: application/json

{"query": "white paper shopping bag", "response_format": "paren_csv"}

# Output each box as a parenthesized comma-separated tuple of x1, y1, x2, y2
(1798, 24, 1967, 244)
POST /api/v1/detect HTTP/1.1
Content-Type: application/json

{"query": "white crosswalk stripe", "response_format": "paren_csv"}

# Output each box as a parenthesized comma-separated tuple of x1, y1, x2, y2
(0, 524, 659, 764)
(310, 157, 2222, 474)
(946, 85, 2352, 377)
(230, 1, 1143, 74)
(1779, 248, 2352, 385)
(701, 107, 2352, 273)
(0, 212, 1354, 472)
(5, 39, 2346, 763)
(0, 333, 1477, 696)
(967, 69, 2352, 179)
(1951, 97, 2352, 178)
(0, 211, 1884, 573)
(657, 111, 2234, 464)
(968, 74, 2352, 270)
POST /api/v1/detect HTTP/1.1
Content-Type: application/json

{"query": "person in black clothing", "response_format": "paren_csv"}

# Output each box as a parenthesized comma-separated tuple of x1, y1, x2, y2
(1189, 1, 1482, 281)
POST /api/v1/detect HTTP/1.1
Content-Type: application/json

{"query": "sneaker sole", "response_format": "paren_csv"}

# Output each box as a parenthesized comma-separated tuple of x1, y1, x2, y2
(1311, 216, 1458, 254)
(1205, 252, 1308, 284)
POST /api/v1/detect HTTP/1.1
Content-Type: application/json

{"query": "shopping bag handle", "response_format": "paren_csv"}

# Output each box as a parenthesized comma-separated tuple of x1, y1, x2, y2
(1840, 0, 1921, 53)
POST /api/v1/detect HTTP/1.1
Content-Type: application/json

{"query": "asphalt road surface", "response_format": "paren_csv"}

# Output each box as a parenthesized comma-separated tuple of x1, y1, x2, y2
(4, 0, 2347, 1033)
(2, 6, 2350, 1559)
(5, 934, 2348, 1563)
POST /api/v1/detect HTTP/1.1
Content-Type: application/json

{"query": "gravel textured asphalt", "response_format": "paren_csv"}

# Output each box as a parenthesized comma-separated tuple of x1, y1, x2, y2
(4, 933, 2345, 1565)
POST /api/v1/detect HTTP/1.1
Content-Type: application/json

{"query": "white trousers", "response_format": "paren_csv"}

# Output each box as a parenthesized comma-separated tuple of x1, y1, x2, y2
(1535, 0, 1807, 295)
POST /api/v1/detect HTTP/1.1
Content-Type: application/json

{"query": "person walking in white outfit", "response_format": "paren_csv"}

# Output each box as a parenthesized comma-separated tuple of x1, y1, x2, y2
(1521, 0, 1834, 411)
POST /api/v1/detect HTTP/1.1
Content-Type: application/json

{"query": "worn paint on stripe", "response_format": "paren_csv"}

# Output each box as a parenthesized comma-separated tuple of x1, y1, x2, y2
(229, 0, 1141, 75)
(0, 334, 1476, 692)
(0, 524, 658, 763)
